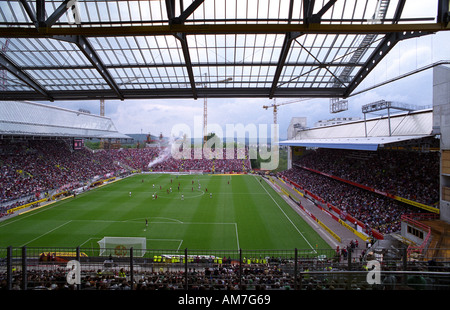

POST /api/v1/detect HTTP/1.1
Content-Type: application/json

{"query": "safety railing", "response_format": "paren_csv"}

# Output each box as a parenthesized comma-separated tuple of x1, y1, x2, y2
(402, 213, 440, 259)
(1, 246, 449, 290)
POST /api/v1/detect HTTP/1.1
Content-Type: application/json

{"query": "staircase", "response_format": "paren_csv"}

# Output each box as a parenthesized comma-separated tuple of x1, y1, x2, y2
(424, 222, 450, 262)
(333, 0, 391, 87)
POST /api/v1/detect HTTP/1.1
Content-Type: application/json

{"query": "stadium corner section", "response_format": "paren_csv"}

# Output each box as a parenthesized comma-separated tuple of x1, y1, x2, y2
(264, 175, 366, 250)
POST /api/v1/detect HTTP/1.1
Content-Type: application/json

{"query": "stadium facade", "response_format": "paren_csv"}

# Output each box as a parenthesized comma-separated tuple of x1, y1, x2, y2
(434, 65, 450, 224)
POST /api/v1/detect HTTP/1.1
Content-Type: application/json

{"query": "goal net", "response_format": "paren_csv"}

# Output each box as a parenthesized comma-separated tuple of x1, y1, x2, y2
(98, 237, 147, 257)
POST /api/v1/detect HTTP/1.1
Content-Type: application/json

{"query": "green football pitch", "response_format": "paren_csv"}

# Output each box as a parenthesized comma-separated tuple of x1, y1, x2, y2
(0, 174, 330, 254)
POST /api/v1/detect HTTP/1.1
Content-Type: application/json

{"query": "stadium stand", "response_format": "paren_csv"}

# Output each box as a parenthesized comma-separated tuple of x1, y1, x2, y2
(0, 139, 251, 213)
(0, 101, 251, 219)
(1, 246, 449, 291)
(278, 148, 440, 235)
(280, 166, 423, 234)
(290, 148, 439, 206)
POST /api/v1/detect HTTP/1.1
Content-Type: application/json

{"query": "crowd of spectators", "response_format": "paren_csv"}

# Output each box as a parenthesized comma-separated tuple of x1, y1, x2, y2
(148, 147, 251, 173)
(0, 139, 120, 204)
(0, 139, 251, 208)
(2, 255, 440, 291)
(277, 148, 439, 235)
(280, 166, 425, 234)
(0, 258, 368, 291)
(294, 148, 439, 206)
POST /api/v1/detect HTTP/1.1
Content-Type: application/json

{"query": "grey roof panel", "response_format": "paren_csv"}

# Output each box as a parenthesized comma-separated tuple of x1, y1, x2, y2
(0, 100, 131, 139)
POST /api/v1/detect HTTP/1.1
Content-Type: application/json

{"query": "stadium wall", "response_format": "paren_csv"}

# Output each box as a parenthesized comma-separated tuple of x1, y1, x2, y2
(434, 65, 450, 224)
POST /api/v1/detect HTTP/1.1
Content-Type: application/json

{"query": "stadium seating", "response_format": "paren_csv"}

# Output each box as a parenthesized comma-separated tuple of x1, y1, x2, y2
(291, 148, 439, 206)
(278, 149, 440, 235)
(0, 139, 251, 212)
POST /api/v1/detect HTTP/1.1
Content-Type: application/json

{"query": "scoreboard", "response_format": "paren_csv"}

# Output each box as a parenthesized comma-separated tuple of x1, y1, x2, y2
(73, 138, 84, 150)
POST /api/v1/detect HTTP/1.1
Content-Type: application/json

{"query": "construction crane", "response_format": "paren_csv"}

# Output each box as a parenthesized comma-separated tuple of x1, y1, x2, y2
(263, 98, 311, 125)
(100, 99, 105, 116)
(197, 74, 232, 143)
(261, 98, 310, 170)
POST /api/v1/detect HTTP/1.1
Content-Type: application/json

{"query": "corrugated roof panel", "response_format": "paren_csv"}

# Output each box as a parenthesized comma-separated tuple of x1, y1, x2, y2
(282, 109, 434, 150)
(0, 101, 131, 139)
(293, 109, 433, 140)
(279, 135, 433, 151)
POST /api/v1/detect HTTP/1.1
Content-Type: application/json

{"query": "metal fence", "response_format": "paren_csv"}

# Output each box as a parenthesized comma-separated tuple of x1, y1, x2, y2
(1, 246, 449, 290)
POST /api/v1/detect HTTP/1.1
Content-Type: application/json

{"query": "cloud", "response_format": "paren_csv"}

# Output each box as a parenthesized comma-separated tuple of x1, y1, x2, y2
(109, 99, 202, 135)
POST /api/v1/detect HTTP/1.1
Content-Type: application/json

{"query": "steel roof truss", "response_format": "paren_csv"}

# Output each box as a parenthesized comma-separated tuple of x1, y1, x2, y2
(344, 30, 433, 97)
(54, 35, 124, 100)
(0, 51, 52, 100)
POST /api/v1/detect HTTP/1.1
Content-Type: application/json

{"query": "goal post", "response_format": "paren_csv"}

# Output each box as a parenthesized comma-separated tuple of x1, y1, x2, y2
(97, 237, 147, 257)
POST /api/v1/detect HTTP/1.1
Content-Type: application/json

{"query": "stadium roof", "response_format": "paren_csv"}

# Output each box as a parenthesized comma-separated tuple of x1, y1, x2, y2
(0, 0, 449, 101)
(279, 108, 434, 150)
(0, 100, 132, 139)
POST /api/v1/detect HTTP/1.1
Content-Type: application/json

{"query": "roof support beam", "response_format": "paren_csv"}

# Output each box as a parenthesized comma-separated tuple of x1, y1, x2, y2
(438, 0, 450, 26)
(270, 0, 337, 98)
(269, 32, 302, 98)
(166, 0, 205, 25)
(344, 0, 430, 97)
(21, 61, 363, 71)
(303, 0, 316, 26)
(392, 0, 407, 24)
(0, 52, 52, 100)
(269, 0, 298, 98)
(167, 0, 205, 98)
(344, 30, 432, 97)
(35, 0, 46, 28)
(0, 87, 344, 101)
(174, 33, 198, 99)
(19, 0, 37, 26)
(165, 0, 176, 24)
(46, 0, 72, 27)
(54, 35, 124, 100)
(178, 0, 205, 24)
(311, 0, 338, 23)
(23, 0, 74, 29)
(5, 23, 446, 38)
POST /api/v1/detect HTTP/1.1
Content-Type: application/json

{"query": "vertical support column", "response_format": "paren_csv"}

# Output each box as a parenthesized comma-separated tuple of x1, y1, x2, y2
(364, 112, 368, 137)
(434, 65, 450, 223)
(7, 246, 12, 290)
(22, 246, 27, 290)
(130, 247, 134, 286)
(294, 248, 298, 290)
(388, 107, 392, 136)
(287, 146, 292, 170)
(401, 247, 408, 286)
(239, 249, 243, 289)
(185, 248, 188, 290)
(347, 247, 352, 270)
